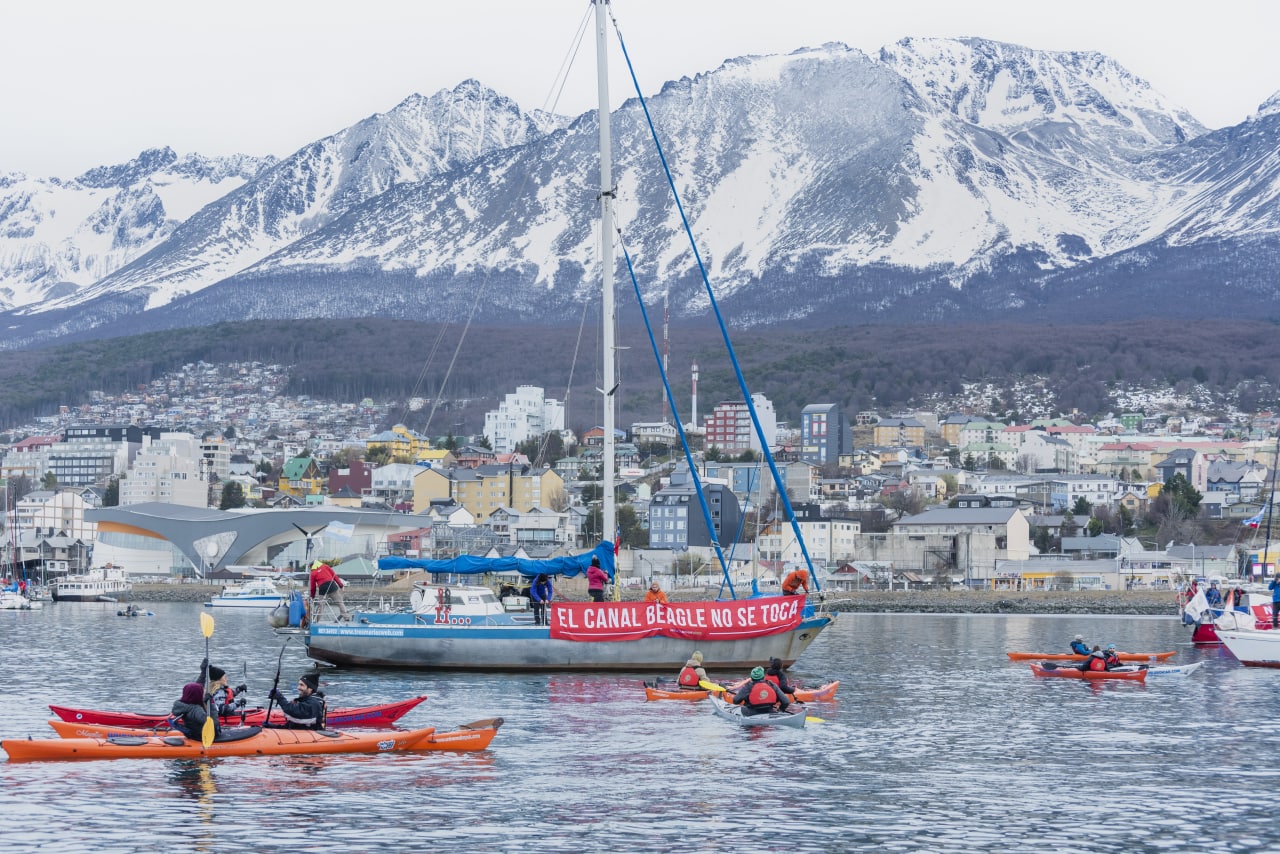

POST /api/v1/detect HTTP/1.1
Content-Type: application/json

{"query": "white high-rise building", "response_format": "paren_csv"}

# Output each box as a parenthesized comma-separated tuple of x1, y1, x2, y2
(484, 386, 566, 454)
(120, 433, 206, 507)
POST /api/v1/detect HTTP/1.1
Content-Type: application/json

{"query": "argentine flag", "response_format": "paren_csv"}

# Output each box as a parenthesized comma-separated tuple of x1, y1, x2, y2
(326, 521, 356, 542)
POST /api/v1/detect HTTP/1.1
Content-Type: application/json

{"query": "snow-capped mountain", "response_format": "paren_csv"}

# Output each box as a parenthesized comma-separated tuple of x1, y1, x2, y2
(1, 38, 1277, 347)
(24, 80, 567, 317)
(0, 148, 270, 311)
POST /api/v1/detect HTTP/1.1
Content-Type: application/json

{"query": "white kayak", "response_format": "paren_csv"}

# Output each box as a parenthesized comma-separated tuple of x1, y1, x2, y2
(1144, 661, 1204, 677)
(1108, 661, 1204, 677)
(710, 696, 806, 729)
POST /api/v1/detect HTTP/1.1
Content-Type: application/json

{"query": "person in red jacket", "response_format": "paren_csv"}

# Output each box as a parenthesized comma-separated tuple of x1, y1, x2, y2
(309, 560, 351, 621)
(586, 556, 608, 603)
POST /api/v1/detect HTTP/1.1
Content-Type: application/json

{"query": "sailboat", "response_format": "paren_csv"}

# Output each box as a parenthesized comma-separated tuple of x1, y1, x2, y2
(1187, 433, 1280, 645)
(1215, 431, 1280, 664)
(303, 0, 834, 671)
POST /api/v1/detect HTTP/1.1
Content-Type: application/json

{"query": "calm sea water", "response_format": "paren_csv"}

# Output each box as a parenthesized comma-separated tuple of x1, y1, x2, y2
(1, 601, 1277, 853)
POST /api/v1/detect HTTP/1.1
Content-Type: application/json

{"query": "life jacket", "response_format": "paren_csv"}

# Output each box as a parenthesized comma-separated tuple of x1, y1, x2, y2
(748, 680, 780, 707)
(1087, 655, 1107, 671)
(1103, 652, 1120, 668)
(765, 673, 782, 688)
(677, 666, 701, 688)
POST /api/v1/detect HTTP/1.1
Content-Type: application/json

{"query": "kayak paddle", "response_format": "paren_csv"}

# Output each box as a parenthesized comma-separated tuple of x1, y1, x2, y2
(199, 612, 216, 748)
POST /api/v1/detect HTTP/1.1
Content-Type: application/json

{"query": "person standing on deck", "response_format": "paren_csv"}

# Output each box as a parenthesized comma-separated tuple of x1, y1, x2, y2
(1269, 574, 1280, 628)
(530, 574, 553, 626)
(309, 560, 351, 621)
(586, 556, 608, 603)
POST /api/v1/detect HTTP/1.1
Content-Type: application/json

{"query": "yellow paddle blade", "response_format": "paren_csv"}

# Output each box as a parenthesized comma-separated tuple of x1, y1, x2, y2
(698, 680, 726, 693)
(200, 612, 215, 638)
(805, 716, 825, 723)
(201, 715, 215, 748)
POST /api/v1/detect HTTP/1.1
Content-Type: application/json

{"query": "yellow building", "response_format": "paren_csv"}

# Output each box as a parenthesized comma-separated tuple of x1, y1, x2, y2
(411, 464, 564, 521)
(366, 424, 430, 461)
(277, 456, 323, 500)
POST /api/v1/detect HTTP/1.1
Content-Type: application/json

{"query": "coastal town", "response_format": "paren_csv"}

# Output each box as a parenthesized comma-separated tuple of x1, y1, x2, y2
(1, 359, 1273, 596)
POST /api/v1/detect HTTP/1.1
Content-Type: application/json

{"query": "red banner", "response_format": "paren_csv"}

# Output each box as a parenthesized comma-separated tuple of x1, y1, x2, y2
(548, 598, 804, 642)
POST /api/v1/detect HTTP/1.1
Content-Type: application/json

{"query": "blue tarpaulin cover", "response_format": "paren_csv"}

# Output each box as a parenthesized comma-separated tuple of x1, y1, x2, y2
(377, 541, 616, 579)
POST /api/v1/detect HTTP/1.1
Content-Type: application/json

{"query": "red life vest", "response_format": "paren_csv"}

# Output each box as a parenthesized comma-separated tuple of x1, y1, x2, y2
(677, 666, 701, 688)
(1088, 655, 1107, 671)
(748, 681, 780, 706)
(765, 674, 782, 688)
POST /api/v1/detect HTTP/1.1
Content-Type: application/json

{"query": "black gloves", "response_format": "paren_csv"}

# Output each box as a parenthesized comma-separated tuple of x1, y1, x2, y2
(235, 684, 248, 695)
(268, 688, 283, 702)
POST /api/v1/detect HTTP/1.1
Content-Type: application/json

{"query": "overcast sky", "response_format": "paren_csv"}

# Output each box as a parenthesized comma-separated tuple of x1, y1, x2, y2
(3, 0, 1277, 178)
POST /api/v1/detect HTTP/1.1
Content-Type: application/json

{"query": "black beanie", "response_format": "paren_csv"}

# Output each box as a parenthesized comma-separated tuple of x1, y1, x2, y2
(301, 673, 320, 691)
(208, 666, 226, 681)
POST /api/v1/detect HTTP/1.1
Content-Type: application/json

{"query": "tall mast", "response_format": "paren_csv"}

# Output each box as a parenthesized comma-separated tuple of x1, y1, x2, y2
(595, 0, 616, 548)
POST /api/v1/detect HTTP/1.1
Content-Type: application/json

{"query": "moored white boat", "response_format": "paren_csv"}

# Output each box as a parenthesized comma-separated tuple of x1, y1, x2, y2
(1218, 626, 1280, 667)
(51, 566, 132, 602)
(206, 578, 288, 609)
(0, 589, 36, 610)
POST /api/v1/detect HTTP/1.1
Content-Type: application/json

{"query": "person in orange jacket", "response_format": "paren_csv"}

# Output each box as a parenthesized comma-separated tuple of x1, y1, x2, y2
(781, 568, 810, 596)
(644, 581, 668, 604)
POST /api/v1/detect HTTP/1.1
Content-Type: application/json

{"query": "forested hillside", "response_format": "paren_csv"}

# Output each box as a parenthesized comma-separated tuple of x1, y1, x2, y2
(1, 317, 1277, 432)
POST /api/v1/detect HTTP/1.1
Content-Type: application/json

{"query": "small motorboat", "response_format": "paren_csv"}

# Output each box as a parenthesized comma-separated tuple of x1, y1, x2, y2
(49, 695, 428, 729)
(116, 606, 154, 618)
(3, 718, 503, 762)
(1007, 651, 1175, 662)
(709, 695, 806, 728)
(1028, 662, 1147, 681)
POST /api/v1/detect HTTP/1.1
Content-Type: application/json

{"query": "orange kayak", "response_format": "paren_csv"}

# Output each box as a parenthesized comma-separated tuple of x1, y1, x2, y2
(1007, 651, 1175, 662)
(4, 718, 502, 762)
(646, 680, 840, 702)
(1029, 663, 1147, 681)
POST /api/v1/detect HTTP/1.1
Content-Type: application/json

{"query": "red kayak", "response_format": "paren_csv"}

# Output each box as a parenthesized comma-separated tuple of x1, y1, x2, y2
(1029, 663, 1146, 681)
(49, 696, 427, 729)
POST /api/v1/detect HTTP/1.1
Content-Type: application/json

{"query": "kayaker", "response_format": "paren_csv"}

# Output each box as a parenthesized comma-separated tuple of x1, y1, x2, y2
(309, 559, 352, 621)
(1102, 644, 1121, 669)
(764, 657, 799, 699)
(205, 665, 247, 718)
(732, 666, 793, 716)
(171, 682, 218, 740)
(676, 651, 707, 690)
(269, 672, 326, 729)
(781, 568, 810, 596)
(586, 556, 608, 603)
(530, 574, 553, 626)
(1080, 645, 1108, 672)
(1069, 635, 1090, 655)
(644, 581, 668, 604)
